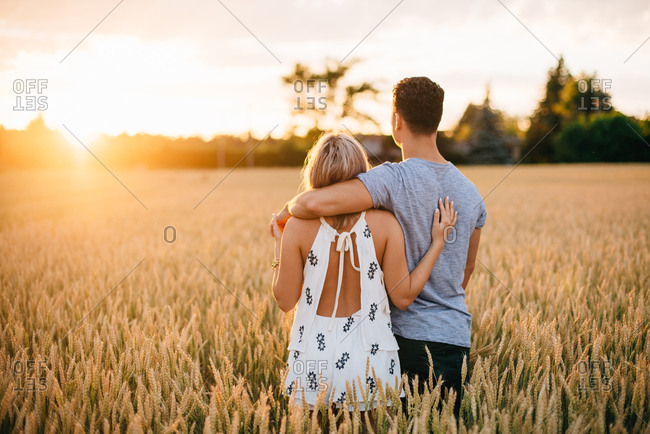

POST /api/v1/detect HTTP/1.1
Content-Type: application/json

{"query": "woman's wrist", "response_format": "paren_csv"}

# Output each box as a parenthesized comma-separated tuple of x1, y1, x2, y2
(430, 238, 445, 253)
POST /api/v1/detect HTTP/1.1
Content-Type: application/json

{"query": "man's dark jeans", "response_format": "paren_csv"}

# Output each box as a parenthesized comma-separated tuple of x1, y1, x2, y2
(395, 334, 469, 421)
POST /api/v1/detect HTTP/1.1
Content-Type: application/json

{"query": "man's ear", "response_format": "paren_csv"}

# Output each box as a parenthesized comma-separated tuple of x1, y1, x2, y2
(394, 112, 403, 131)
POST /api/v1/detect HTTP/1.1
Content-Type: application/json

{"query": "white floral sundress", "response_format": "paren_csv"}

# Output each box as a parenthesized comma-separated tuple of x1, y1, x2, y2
(284, 211, 404, 410)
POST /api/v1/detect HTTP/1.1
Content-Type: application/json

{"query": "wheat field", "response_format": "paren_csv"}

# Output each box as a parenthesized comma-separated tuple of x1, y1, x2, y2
(0, 164, 649, 433)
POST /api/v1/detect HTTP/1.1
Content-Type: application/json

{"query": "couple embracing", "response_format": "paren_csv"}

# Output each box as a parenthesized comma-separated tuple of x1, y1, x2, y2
(269, 77, 486, 419)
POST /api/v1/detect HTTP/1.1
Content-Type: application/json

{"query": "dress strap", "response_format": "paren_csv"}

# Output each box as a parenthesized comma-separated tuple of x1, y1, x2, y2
(327, 230, 360, 330)
(316, 215, 364, 331)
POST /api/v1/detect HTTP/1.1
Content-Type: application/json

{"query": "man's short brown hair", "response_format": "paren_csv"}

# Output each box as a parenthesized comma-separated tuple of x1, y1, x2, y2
(393, 77, 444, 135)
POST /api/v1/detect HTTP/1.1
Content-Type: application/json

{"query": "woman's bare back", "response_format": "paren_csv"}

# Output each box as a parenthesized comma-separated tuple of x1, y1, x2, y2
(295, 210, 398, 317)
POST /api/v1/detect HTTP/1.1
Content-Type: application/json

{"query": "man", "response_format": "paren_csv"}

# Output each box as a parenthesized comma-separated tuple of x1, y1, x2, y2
(274, 77, 486, 419)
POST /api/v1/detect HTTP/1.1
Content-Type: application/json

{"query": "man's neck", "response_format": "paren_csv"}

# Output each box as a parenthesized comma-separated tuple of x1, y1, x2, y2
(400, 134, 448, 164)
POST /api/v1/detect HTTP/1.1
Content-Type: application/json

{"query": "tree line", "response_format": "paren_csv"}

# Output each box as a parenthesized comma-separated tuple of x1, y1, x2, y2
(1, 56, 648, 169)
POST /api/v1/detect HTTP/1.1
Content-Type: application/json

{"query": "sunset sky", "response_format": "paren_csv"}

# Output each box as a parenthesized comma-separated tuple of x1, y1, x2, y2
(2, 0, 649, 142)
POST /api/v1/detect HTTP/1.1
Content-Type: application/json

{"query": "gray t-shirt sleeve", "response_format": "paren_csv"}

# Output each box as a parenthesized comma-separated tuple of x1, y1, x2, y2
(357, 163, 398, 209)
(476, 200, 487, 228)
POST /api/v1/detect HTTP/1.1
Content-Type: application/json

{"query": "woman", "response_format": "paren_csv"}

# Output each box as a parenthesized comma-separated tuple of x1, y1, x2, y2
(270, 132, 456, 409)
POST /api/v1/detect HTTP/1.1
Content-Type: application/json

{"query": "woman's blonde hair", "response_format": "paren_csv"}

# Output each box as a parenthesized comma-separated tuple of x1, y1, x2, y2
(301, 132, 371, 230)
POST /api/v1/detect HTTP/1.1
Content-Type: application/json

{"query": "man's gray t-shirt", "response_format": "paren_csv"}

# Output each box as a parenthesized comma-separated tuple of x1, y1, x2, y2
(358, 158, 486, 348)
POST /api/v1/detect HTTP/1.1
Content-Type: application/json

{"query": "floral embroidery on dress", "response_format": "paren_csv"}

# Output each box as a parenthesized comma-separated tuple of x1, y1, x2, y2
(367, 261, 378, 279)
(308, 250, 318, 266)
(305, 287, 312, 305)
(343, 316, 354, 332)
(363, 225, 371, 238)
(316, 333, 325, 351)
(389, 359, 396, 375)
(293, 350, 300, 360)
(307, 372, 318, 390)
(366, 376, 376, 393)
(370, 343, 379, 355)
(369, 303, 378, 321)
(335, 352, 350, 370)
(336, 391, 347, 403)
(298, 325, 304, 342)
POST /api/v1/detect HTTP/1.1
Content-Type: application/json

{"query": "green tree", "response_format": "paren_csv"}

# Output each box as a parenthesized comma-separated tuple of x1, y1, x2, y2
(553, 113, 650, 162)
(557, 73, 614, 123)
(523, 56, 571, 163)
(452, 88, 517, 164)
(282, 59, 379, 138)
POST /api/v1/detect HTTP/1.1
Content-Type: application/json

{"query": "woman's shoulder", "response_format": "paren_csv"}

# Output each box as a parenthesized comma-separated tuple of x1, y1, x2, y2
(365, 208, 398, 223)
(281, 217, 321, 253)
(284, 216, 321, 237)
(364, 209, 400, 235)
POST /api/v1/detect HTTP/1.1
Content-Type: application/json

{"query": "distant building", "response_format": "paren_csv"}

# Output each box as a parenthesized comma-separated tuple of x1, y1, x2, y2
(357, 134, 401, 163)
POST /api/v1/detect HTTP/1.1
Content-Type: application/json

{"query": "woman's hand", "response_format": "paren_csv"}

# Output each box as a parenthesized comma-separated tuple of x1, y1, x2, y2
(269, 205, 290, 237)
(271, 213, 283, 239)
(431, 196, 457, 247)
(271, 213, 284, 258)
